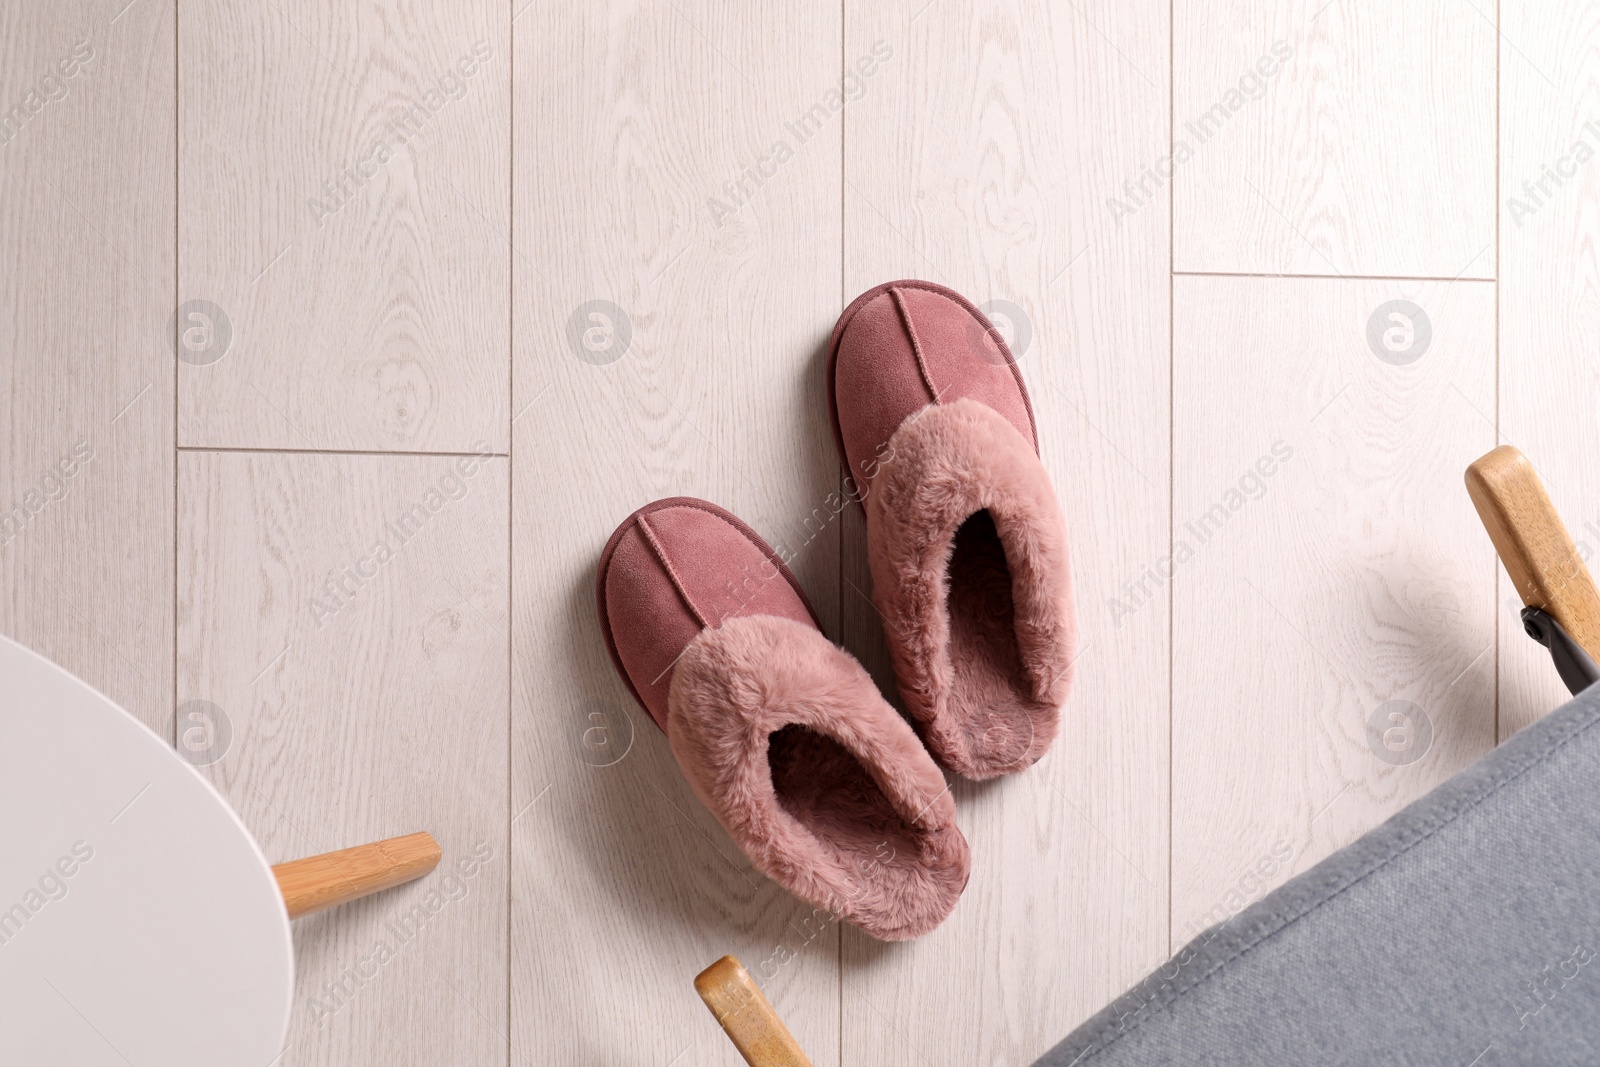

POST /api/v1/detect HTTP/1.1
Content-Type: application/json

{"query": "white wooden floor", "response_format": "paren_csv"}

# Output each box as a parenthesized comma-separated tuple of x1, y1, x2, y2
(2, 1, 1591, 1063)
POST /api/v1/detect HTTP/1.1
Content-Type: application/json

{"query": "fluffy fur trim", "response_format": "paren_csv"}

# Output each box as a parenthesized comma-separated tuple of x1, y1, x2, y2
(866, 397, 1075, 779)
(667, 614, 970, 941)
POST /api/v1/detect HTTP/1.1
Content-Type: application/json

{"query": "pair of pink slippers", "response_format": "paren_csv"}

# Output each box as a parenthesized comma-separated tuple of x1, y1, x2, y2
(597, 281, 1076, 941)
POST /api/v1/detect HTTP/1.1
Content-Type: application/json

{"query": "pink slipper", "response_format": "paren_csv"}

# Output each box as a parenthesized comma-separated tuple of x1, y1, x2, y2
(827, 281, 1076, 780)
(596, 497, 970, 940)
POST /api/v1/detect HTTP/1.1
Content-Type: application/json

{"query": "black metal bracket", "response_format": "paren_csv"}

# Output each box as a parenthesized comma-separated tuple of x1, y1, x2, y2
(1521, 606, 1600, 696)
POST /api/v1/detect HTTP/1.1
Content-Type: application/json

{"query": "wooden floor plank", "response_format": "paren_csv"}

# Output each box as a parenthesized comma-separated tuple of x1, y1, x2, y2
(177, 451, 509, 1065)
(1174, 0, 1495, 278)
(1498, 0, 1600, 739)
(510, 3, 844, 1063)
(0, 0, 174, 735)
(177, 1, 508, 452)
(0, 5, 1545, 1065)
(1171, 274, 1496, 940)
(841, 1, 1171, 1062)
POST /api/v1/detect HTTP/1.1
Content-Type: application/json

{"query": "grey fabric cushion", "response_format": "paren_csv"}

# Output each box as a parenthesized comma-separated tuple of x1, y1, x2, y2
(1035, 687, 1600, 1067)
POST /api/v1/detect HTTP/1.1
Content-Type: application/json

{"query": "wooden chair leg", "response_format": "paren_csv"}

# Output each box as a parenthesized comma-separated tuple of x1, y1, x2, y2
(272, 831, 442, 920)
(694, 955, 814, 1067)
(1466, 445, 1600, 661)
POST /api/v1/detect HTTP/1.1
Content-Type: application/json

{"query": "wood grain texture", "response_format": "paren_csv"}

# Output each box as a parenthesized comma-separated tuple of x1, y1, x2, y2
(0, 0, 173, 735)
(1498, 0, 1600, 738)
(178, 2, 508, 452)
(1171, 274, 1496, 940)
(842, 1, 1170, 1062)
(511, 3, 844, 1063)
(275, 831, 444, 920)
(1466, 445, 1600, 663)
(1174, 0, 1495, 278)
(696, 956, 817, 1067)
(178, 451, 508, 1065)
(1, 4, 1549, 1064)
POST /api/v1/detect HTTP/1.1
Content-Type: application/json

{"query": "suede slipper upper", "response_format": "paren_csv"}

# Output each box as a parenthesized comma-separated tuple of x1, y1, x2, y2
(827, 281, 1077, 780)
(596, 496, 970, 941)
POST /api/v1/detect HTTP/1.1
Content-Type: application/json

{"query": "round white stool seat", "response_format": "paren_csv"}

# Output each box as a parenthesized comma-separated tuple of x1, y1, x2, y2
(0, 635, 292, 1064)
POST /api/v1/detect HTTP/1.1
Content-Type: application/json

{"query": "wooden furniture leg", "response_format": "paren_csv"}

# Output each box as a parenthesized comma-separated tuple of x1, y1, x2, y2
(694, 955, 814, 1067)
(272, 831, 442, 920)
(1465, 444, 1600, 662)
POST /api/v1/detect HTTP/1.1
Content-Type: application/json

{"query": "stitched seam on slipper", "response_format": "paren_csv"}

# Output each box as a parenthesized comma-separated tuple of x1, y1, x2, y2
(1065, 696, 1600, 1064)
(635, 514, 711, 630)
(649, 499, 823, 629)
(877, 279, 1038, 447)
(890, 285, 941, 408)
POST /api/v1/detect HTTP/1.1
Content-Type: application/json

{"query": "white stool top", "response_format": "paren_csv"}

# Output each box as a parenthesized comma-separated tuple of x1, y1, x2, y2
(0, 635, 293, 1063)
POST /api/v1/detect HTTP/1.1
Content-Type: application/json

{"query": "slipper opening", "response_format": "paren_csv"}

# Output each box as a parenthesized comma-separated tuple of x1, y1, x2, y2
(767, 724, 940, 905)
(945, 509, 1038, 771)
